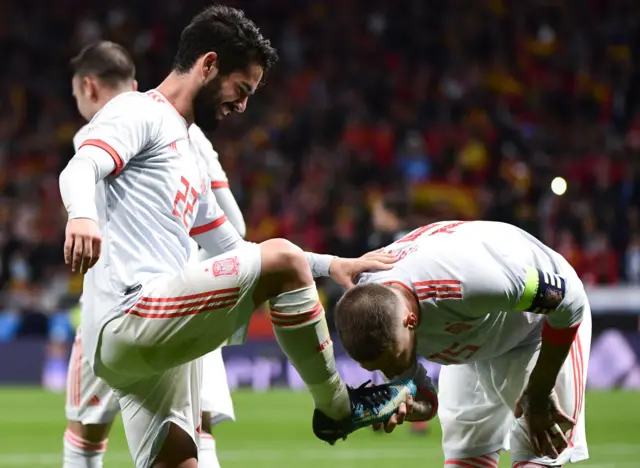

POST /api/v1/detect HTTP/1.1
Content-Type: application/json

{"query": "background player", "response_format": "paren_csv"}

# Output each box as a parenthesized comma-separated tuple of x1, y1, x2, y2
(59, 6, 413, 468)
(63, 41, 240, 468)
(334, 220, 591, 468)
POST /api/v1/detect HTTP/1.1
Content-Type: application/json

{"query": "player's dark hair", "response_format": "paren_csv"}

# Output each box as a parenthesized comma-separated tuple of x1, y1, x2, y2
(70, 41, 135, 88)
(334, 284, 400, 363)
(172, 5, 278, 82)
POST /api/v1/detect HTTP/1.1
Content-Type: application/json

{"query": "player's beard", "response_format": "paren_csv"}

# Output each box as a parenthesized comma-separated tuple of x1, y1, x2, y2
(193, 75, 224, 133)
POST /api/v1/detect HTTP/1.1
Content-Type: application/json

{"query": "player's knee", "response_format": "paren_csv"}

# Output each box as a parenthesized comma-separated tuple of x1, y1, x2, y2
(260, 239, 312, 286)
(254, 239, 313, 303)
(152, 422, 198, 468)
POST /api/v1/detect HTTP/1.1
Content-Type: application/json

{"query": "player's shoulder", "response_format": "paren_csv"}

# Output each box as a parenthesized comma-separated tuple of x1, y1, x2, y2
(73, 124, 91, 151)
(189, 124, 219, 159)
(92, 91, 158, 122)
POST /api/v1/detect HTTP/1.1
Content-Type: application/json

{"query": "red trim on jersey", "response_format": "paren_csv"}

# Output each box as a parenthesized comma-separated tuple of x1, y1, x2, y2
(381, 280, 414, 296)
(190, 215, 228, 236)
(211, 181, 230, 189)
(79, 139, 123, 175)
(414, 280, 463, 300)
(541, 321, 580, 346)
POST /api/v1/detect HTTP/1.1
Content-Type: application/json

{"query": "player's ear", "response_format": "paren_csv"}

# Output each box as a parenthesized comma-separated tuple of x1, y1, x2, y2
(83, 76, 98, 102)
(404, 313, 418, 330)
(201, 52, 219, 83)
(131, 80, 139, 92)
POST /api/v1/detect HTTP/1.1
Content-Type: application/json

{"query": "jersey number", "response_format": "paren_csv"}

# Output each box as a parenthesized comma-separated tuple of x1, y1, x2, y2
(394, 221, 467, 244)
(173, 176, 199, 228)
(427, 342, 480, 364)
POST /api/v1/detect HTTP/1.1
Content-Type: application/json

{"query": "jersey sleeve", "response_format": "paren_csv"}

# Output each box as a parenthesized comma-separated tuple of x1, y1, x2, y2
(189, 124, 229, 188)
(73, 125, 90, 152)
(190, 189, 248, 256)
(75, 92, 158, 175)
(429, 245, 583, 346)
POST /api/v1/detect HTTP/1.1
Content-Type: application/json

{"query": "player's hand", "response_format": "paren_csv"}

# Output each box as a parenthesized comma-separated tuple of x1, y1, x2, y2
(329, 252, 397, 289)
(372, 395, 414, 433)
(64, 218, 102, 274)
(514, 389, 576, 459)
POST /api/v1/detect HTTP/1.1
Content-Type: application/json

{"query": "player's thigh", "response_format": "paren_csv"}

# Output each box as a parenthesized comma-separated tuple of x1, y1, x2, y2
(99, 244, 262, 380)
(66, 331, 120, 427)
(116, 359, 202, 468)
(200, 347, 236, 425)
(510, 311, 592, 466)
(439, 362, 511, 459)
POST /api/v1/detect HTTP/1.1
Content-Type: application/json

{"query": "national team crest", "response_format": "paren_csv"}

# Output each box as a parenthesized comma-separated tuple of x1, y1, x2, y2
(212, 257, 239, 277)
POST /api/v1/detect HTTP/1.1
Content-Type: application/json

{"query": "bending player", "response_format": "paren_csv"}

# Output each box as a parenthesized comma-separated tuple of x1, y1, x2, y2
(59, 6, 415, 468)
(334, 220, 591, 468)
(64, 41, 241, 468)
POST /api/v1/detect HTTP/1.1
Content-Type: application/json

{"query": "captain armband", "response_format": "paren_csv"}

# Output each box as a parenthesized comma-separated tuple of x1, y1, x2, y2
(515, 266, 566, 315)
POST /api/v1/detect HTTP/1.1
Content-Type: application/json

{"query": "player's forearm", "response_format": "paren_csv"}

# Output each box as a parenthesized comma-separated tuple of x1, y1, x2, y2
(527, 328, 576, 396)
(304, 252, 336, 279)
(59, 159, 99, 220)
(212, 188, 246, 238)
(59, 146, 116, 221)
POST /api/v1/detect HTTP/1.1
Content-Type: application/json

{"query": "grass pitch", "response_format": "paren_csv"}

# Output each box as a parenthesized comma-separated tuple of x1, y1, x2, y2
(0, 388, 637, 467)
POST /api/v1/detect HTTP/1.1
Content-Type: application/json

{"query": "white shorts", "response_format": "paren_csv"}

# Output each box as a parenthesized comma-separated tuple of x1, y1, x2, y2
(201, 348, 235, 424)
(438, 308, 591, 466)
(65, 331, 119, 425)
(65, 334, 235, 427)
(95, 245, 261, 468)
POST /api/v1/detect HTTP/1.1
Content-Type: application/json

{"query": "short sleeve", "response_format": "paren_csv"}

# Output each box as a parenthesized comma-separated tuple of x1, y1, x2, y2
(75, 92, 158, 175)
(189, 124, 229, 188)
(73, 125, 90, 152)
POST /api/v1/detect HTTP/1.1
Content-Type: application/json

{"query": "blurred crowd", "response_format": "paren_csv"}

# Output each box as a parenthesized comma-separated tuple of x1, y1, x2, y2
(2, 0, 640, 325)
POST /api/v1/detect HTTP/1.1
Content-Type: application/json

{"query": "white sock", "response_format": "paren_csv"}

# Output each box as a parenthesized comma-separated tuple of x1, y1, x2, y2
(63, 429, 107, 468)
(444, 452, 501, 468)
(198, 433, 220, 468)
(269, 285, 350, 420)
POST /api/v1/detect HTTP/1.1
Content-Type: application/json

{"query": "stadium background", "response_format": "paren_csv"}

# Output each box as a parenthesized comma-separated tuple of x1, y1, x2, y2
(1, 0, 640, 466)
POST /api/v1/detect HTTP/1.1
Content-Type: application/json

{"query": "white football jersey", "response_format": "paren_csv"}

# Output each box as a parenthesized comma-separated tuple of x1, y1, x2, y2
(357, 221, 586, 365)
(186, 124, 229, 263)
(73, 90, 227, 362)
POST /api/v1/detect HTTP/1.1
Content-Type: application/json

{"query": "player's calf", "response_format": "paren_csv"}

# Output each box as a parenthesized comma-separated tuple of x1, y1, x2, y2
(254, 239, 351, 420)
(63, 421, 110, 468)
(444, 451, 501, 468)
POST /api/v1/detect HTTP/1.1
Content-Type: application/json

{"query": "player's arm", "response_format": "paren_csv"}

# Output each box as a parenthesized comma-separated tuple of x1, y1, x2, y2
(388, 362, 438, 422)
(191, 190, 393, 280)
(59, 93, 157, 272)
(450, 252, 583, 402)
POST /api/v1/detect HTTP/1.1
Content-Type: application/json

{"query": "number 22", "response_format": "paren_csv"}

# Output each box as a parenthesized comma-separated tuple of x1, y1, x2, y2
(172, 176, 198, 228)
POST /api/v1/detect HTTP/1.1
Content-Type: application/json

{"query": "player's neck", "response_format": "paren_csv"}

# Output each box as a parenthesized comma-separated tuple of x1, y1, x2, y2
(390, 284, 421, 322)
(156, 72, 195, 125)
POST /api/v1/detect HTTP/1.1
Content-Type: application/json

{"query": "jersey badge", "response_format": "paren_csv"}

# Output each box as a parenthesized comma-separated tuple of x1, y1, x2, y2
(212, 257, 240, 277)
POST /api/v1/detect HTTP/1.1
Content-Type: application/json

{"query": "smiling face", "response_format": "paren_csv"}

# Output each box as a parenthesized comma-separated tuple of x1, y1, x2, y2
(192, 60, 263, 132)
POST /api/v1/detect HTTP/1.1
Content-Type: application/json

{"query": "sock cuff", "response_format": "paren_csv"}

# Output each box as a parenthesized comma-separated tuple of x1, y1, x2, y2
(269, 286, 323, 328)
(64, 429, 108, 453)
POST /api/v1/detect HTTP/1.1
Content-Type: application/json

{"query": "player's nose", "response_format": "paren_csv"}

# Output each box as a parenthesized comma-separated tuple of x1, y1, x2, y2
(235, 97, 248, 113)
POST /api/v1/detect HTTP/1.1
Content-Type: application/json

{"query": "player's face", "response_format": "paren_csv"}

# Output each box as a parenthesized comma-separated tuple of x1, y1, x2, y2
(193, 63, 263, 132)
(359, 300, 418, 379)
